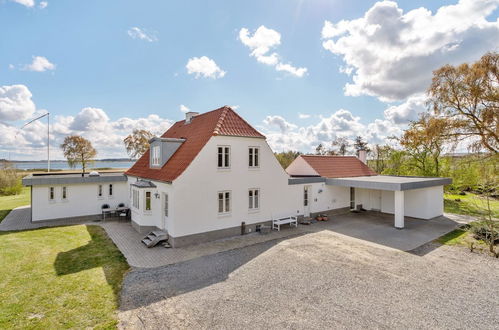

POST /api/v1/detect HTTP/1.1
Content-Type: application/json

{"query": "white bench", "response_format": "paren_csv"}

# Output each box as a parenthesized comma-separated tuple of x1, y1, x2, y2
(272, 216, 298, 231)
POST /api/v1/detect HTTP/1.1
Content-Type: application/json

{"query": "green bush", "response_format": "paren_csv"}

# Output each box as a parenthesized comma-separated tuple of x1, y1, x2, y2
(0, 162, 22, 196)
(470, 222, 499, 245)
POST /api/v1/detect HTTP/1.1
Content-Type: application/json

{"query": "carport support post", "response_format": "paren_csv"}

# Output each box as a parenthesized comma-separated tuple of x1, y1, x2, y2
(394, 190, 404, 229)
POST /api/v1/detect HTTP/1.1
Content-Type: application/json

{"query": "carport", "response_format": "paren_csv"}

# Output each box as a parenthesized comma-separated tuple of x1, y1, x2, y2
(326, 176, 452, 229)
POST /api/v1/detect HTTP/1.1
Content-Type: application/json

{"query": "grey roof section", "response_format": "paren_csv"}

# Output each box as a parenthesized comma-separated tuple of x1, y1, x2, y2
(288, 177, 326, 185)
(326, 175, 452, 191)
(130, 180, 157, 188)
(23, 172, 127, 186)
(149, 138, 185, 169)
(148, 137, 186, 144)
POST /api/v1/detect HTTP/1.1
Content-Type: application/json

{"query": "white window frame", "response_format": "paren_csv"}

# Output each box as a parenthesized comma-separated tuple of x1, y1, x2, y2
(145, 191, 152, 212)
(151, 145, 160, 166)
(217, 146, 230, 169)
(49, 187, 55, 202)
(248, 188, 260, 211)
(249, 147, 260, 168)
(98, 185, 103, 199)
(164, 193, 169, 217)
(132, 189, 139, 209)
(62, 186, 68, 201)
(218, 190, 231, 214)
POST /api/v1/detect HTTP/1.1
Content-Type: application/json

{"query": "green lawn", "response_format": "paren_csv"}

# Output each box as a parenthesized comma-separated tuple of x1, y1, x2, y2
(0, 225, 129, 328)
(0, 187, 30, 222)
(444, 192, 499, 219)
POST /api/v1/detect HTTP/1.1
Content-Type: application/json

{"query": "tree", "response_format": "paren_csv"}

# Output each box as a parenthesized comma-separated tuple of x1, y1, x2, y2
(331, 137, 350, 156)
(315, 143, 328, 155)
(353, 136, 370, 156)
(371, 144, 392, 173)
(124, 129, 155, 159)
(60, 135, 97, 176)
(428, 52, 499, 153)
(274, 150, 302, 169)
(399, 113, 450, 176)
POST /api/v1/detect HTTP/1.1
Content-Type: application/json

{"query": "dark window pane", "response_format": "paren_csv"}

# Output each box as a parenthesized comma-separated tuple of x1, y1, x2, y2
(254, 148, 259, 167)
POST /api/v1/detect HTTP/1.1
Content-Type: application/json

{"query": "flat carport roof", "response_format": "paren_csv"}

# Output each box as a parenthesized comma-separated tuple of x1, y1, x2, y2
(289, 175, 452, 191)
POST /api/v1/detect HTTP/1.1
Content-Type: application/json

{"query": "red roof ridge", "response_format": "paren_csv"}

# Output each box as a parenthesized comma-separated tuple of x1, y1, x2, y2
(213, 106, 230, 136)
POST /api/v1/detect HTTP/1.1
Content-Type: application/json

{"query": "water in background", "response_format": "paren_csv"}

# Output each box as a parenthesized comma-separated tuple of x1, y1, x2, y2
(12, 160, 135, 170)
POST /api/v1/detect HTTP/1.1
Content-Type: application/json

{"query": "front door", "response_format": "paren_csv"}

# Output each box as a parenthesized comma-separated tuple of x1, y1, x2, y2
(369, 190, 381, 211)
(162, 193, 169, 232)
(304, 185, 311, 217)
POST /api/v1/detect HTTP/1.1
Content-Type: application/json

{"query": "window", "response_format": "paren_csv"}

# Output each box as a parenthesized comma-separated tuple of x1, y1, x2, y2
(49, 187, 54, 201)
(98, 185, 103, 197)
(164, 194, 169, 217)
(218, 191, 231, 213)
(132, 189, 139, 209)
(249, 147, 259, 167)
(109, 184, 113, 197)
(145, 191, 151, 211)
(304, 186, 309, 207)
(248, 189, 260, 210)
(62, 186, 67, 200)
(217, 146, 230, 168)
(151, 145, 160, 166)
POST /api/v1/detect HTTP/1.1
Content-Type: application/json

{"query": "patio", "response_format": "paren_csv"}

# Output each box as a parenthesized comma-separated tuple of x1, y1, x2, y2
(1, 206, 471, 268)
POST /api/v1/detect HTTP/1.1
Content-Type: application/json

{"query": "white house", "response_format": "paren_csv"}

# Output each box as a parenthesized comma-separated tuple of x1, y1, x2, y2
(23, 106, 451, 247)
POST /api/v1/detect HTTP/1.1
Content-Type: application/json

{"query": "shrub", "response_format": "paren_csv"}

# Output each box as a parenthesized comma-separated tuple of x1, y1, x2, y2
(470, 222, 499, 245)
(0, 162, 22, 196)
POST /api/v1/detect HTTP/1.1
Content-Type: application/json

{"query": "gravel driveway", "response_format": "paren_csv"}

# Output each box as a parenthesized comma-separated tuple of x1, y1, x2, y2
(119, 231, 499, 329)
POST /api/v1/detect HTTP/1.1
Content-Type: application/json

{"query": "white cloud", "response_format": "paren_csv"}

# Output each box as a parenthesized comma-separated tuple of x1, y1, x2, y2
(0, 85, 36, 121)
(22, 56, 56, 72)
(298, 113, 311, 119)
(322, 0, 499, 102)
(263, 115, 297, 133)
(384, 94, 427, 125)
(180, 104, 190, 113)
(239, 25, 308, 77)
(275, 62, 307, 77)
(186, 56, 226, 79)
(127, 27, 158, 42)
(9, 0, 34, 7)
(8, 64, 15, 70)
(2, 106, 175, 160)
(262, 109, 403, 153)
(39, 1, 47, 9)
(239, 26, 281, 65)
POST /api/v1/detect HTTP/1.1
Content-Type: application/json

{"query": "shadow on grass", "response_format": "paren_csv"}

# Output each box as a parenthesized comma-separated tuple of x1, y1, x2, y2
(54, 225, 129, 299)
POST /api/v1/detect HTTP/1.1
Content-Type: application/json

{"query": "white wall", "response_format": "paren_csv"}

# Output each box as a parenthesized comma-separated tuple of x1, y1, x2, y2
(355, 186, 444, 219)
(171, 136, 300, 237)
(129, 136, 353, 237)
(127, 177, 174, 231)
(301, 183, 350, 214)
(31, 182, 128, 221)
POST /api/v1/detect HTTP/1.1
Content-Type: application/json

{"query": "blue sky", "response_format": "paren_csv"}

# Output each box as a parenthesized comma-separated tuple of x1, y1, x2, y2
(1, 0, 498, 160)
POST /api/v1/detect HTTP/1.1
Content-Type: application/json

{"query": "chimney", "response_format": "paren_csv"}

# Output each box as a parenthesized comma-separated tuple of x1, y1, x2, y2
(358, 149, 367, 164)
(185, 111, 199, 124)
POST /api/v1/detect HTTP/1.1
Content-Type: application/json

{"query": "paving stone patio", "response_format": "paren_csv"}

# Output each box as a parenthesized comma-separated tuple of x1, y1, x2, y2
(1, 206, 473, 268)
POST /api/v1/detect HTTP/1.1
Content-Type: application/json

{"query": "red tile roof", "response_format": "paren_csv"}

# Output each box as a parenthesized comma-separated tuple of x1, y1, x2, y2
(300, 155, 377, 178)
(125, 106, 265, 182)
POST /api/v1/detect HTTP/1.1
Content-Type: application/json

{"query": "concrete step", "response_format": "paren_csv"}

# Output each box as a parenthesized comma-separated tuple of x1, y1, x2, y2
(141, 230, 169, 248)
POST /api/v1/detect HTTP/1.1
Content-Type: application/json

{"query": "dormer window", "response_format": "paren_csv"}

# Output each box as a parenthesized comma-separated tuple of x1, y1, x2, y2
(151, 145, 160, 166)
